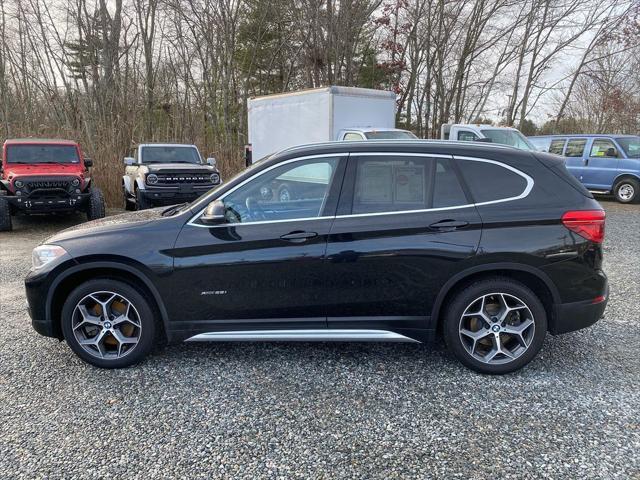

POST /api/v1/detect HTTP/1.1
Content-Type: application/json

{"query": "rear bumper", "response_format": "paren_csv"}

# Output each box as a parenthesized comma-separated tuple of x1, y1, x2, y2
(551, 279, 608, 335)
(6, 192, 91, 212)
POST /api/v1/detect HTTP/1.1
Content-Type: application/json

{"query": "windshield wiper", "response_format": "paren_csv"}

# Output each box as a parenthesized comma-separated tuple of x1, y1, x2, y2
(162, 202, 189, 217)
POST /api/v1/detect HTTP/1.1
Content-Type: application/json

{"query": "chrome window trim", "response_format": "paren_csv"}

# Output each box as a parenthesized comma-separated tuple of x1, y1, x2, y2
(187, 152, 534, 228)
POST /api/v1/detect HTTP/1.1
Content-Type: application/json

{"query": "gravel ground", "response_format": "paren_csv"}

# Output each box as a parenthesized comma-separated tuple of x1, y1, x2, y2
(0, 200, 638, 479)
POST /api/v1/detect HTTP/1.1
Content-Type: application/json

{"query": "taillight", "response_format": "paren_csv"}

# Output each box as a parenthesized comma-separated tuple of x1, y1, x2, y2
(561, 210, 605, 243)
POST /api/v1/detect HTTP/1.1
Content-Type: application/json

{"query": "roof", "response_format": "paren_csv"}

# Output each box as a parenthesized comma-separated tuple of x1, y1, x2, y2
(529, 134, 639, 139)
(250, 86, 396, 101)
(338, 127, 413, 133)
(138, 143, 198, 148)
(4, 138, 79, 145)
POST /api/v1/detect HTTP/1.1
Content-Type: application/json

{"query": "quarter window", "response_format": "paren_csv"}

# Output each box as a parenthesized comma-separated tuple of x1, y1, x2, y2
(351, 156, 467, 214)
(549, 139, 566, 155)
(565, 139, 587, 157)
(218, 158, 339, 224)
(458, 160, 528, 203)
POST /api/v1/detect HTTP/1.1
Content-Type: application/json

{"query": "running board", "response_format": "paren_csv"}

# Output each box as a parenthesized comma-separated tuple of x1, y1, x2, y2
(588, 190, 610, 195)
(185, 329, 421, 343)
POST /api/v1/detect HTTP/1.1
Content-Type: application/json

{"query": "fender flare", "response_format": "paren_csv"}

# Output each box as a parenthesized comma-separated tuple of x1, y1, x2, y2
(429, 262, 561, 328)
(47, 260, 171, 340)
(122, 175, 133, 195)
(135, 177, 146, 191)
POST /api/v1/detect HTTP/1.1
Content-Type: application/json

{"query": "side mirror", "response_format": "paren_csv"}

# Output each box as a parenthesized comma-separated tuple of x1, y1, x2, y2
(84, 158, 93, 168)
(475, 137, 493, 143)
(206, 157, 217, 167)
(124, 157, 136, 166)
(605, 147, 617, 157)
(200, 200, 226, 225)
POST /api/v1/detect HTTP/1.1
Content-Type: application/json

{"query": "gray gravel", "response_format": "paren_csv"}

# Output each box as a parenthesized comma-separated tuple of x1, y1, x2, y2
(0, 201, 639, 479)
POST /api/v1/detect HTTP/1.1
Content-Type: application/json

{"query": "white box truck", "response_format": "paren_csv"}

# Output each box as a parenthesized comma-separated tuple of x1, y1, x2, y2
(247, 86, 416, 162)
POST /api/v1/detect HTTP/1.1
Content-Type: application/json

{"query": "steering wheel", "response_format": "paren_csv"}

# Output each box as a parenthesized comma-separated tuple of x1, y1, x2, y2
(245, 197, 266, 221)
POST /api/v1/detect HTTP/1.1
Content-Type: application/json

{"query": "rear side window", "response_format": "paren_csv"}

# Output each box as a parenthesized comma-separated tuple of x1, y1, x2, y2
(458, 160, 528, 204)
(565, 139, 587, 157)
(351, 156, 467, 214)
(549, 139, 566, 155)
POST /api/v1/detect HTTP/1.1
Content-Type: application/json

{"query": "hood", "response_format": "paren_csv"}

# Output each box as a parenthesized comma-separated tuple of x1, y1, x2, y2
(45, 207, 167, 244)
(4, 163, 84, 178)
(146, 163, 215, 172)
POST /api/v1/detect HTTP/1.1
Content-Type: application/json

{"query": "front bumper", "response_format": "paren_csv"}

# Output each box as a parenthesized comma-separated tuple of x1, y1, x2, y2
(140, 185, 214, 205)
(7, 192, 91, 213)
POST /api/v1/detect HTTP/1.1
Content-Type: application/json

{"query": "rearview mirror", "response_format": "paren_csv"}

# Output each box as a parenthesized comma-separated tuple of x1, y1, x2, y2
(124, 157, 136, 166)
(201, 200, 226, 225)
(84, 158, 93, 168)
(206, 157, 217, 167)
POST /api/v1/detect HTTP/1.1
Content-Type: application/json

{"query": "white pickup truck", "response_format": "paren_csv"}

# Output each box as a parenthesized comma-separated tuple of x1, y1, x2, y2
(441, 124, 535, 151)
(247, 86, 416, 163)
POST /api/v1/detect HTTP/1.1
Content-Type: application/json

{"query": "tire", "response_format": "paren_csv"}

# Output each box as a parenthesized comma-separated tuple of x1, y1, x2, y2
(123, 187, 135, 211)
(613, 178, 640, 204)
(443, 277, 547, 375)
(86, 187, 106, 220)
(0, 197, 12, 232)
(61, 279, 157, 368)
(135, 188, 152, 210)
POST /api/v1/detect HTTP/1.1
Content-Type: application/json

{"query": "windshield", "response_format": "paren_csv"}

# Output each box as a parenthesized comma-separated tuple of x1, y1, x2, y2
(141, 146, 202, 164)
(616, 137, 640, 158)
(480, 129, 534, 151)
(365, 130, 417, 140)
(6, 145, 80, 164)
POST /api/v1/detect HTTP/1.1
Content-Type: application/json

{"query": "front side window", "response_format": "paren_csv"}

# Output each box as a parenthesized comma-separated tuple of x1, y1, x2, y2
(458, 160, 528, 203)
(352, 156, 467, 214)
(615, 137, 640, 158)
(141, 146, 202, 164)
(590, 139, 619, 158)
(219, 158, 339, 223)
(565, 139, 587, 157)
(549, 139, 566, 155)
(343, 133, 364, 141)
(6, 145, 80, 164)
(458, 131, 478, 142)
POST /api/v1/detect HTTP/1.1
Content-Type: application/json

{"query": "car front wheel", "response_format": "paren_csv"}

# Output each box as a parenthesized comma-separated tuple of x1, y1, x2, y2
(61, 279, 157, 368)
(443, 277, 547, 374)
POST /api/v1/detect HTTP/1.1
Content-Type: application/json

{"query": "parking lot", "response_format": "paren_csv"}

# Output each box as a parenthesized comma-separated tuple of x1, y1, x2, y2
(0, 200, 638, 479)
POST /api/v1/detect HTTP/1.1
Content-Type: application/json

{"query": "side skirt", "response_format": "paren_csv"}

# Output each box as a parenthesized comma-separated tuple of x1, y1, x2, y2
(185, 329, 422, 343)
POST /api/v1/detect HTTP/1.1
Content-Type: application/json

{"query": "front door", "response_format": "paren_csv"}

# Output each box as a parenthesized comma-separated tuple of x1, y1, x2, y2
(169, 155, 346, 334)
(324, 153, 482, 332)
(581, 138, 620, 190)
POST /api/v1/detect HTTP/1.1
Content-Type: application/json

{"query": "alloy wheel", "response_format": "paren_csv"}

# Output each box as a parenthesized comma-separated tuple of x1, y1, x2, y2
(71, 291, 142, 360)
(458, 292, 535, 365)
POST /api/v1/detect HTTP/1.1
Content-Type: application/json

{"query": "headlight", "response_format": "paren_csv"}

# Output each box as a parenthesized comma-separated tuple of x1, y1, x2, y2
(14, 180, 24, 188)
(71, 178, 80, 187)
(210, 173, 220, 184)
(32, 245, 68, 270)
(147, 174, 158, 185)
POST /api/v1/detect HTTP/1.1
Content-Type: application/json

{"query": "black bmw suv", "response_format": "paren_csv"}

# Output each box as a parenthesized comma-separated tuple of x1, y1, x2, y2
(25, 141, 608, 374)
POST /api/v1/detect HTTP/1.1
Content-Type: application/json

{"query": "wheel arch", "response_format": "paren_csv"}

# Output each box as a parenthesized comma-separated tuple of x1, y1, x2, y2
(122, 175, 133, 194)
(613, 172, 640, 187)
(431, 263, 560, 333)
(47, 261, 170, 342)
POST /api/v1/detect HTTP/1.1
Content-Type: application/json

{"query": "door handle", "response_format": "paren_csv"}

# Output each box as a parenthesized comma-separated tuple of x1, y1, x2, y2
(583, 158, 589, 166)
(429, 219, 469, 231)
(280, 231, 318, 243)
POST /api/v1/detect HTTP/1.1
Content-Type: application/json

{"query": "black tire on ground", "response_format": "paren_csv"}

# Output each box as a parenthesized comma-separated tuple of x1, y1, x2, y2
(123, 187, 136, 211)
(86, 187, 106, 220)
(442, 277, 548, 375)
(135, 188, 152, 210)
(0, 197, 12, 232)
(613, 177, 640, 204)
(61, 279, 158, 368)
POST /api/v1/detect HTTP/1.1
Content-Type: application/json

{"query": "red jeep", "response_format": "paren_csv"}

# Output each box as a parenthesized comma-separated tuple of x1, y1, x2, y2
(0, 139, 105, 231)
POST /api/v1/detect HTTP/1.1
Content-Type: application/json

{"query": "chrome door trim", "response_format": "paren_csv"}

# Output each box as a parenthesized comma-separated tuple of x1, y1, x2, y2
(185, 329, 421, 343)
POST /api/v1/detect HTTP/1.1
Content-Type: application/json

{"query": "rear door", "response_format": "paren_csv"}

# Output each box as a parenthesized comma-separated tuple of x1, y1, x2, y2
(581, 138, 620, 190)
(323, 153, 482, 332)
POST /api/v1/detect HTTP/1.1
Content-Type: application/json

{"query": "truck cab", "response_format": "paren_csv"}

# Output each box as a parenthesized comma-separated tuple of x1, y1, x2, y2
(122, 143, 222, 210)
(441, 124, 535, 151)
(0, 138, 105, 231)
(338, 128, 417, 141)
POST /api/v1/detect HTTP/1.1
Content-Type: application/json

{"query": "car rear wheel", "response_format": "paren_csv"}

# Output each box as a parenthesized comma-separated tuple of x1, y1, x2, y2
(61, 279, 157, 368)
(86, 188, 106, 220)
(443, 278, 547, 374)
(613, 178, 639, 204)
(0, 197, 12, 231)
